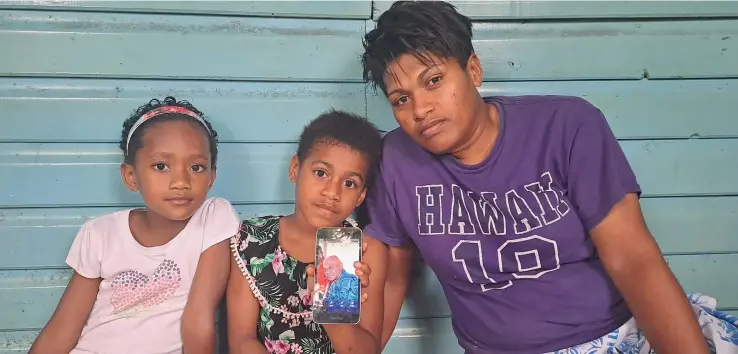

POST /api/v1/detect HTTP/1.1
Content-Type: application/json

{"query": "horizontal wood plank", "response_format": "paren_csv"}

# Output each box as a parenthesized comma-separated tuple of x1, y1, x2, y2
(0, 142, 297, 207)
(0, 330, 37, 353)
(640, 196, 738, 255)
(366, 18, 738, 81)
(620, 139, 738, 197)
(366, 79, 738, 140)
(2, 196, 737, 269)
(0, 79, 368, 143)
(5, 79, 738, 142)
(467, 20, 738, 80)
(0, 11, 365, 81)
(2, 139, 738, 208)
(365, 17, 738, 80)
(383, 317, 463, 354)
(4, 11, 738, 81)
(0, 1, 372, 19)
(372, 1, 738, 20)
(2, 253, 736, 330)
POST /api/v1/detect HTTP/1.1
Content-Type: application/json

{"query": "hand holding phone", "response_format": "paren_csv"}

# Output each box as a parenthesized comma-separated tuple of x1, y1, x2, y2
(310, 227, 366, 325)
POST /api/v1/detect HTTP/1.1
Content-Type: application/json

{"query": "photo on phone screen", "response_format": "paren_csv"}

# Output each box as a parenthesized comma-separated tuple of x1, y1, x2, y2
(312, 227, 362, 325)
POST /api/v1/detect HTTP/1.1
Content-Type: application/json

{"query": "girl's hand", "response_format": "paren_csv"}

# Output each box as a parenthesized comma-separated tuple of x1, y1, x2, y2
(356, 241, 371, 289)
(353, 260, 371, 304)
(306, 264, 316, 295)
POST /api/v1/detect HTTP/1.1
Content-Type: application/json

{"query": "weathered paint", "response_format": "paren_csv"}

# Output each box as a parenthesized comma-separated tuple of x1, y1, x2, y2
(373, 0, 738, 20)
(445, 20, 738, 80)
(3, 139, 738, 208)
(0, 11, 366, 81)
(0, 1, 373, 19)
(5, 78, 738, 142)
(1, 1, 737, 353)
(3, 197, 738, 274)
(4, 11, 738, 82)
(0, 79, 370, 142)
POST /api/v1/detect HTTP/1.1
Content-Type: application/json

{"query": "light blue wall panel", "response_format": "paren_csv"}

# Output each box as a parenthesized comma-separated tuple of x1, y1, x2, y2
(641, 197, 738, 255)
(3, 197, 738, 270)
(384, 318, 463, 354)
(0, 142, 294, 207)
(0, 11, 365, 81)
(1, 254, 737, 331)
(0, 79, 368, 143)
(365, 18, 738, 80)
(1, 331, 37, 354)
(0, 1, 372, 19)
(373, 0, 738, 20)
(3, 139, 738, 208)
(468, 20, 738, 80)
(7, 78, 738, 142)
(5, 11, 738, 82)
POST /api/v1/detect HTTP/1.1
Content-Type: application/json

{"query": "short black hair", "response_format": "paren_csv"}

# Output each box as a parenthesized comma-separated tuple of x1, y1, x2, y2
(296, 109, 382, 186)
(362, 1, 474, 94)
(119, 96, 219, 168)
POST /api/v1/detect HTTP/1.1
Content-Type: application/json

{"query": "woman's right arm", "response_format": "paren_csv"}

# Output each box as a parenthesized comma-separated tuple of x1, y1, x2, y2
(226, 256, 267, 354)
(380, 244, 413, 348)
(29, 271, 101, 354)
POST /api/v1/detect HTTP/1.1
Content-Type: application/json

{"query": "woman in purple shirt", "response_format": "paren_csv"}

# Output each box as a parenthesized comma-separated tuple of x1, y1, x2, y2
(359, 1, 738, 353)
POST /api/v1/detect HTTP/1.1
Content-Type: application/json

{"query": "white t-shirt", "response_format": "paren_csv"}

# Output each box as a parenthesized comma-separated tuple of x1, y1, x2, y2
(65, 197, 240, 354)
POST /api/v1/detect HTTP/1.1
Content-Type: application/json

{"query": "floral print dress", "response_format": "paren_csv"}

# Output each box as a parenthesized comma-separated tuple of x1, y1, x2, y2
(230, 215, 357, 354)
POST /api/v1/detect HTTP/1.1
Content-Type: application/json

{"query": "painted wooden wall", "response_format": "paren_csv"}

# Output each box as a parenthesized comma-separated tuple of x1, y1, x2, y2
(1, 1, 738, 353)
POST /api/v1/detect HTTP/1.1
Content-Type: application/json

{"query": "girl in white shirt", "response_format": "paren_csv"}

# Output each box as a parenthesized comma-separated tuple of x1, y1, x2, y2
(30, 96, 240, 354)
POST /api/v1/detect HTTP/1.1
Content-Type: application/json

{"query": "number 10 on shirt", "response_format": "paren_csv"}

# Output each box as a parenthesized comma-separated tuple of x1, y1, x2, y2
(452, 235, 561, 292)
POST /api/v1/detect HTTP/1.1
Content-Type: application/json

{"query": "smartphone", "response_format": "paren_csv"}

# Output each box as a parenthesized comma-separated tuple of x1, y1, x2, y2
(312, 226, 363, 325)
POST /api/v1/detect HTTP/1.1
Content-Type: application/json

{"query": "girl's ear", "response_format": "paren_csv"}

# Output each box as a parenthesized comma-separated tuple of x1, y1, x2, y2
(466, 53, 484, 87)
(356, 187, 367, 208)
(207, 168, 217, 189)
(120, 163, 138, 192)
(288, 155, 300, 184)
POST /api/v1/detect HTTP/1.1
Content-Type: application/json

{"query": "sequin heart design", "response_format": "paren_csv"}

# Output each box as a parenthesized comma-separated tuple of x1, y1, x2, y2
(110, 259, 182, 314)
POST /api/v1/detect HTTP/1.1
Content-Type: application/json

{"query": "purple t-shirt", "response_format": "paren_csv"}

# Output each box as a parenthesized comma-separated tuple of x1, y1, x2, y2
(364, 96, 641, 353)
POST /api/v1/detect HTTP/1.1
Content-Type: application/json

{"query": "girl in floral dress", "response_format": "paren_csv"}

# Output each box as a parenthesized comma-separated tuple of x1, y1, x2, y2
(226, 110, 385, 354)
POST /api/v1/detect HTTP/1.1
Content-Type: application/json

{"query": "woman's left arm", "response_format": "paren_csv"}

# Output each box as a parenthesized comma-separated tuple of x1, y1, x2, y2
(591, 194, 707, 353)
(562, 98, 707, 354)
(182, 239, 231, 354)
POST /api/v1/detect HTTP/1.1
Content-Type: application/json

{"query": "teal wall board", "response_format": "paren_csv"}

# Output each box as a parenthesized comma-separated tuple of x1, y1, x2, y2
(3, 139, 738, 208)
(0, 11, 366, 81)
(0, 1, 373, 19)
(373, 1, 738, 20)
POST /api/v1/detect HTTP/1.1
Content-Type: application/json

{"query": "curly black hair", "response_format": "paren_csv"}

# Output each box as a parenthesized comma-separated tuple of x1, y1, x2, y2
(297, 109, 382, 186)
(361, 1, 474, 94)
(119, 96, 219, 168)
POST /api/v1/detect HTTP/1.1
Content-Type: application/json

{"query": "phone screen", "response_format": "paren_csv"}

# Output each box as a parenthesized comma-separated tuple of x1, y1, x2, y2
(312, 227, 362, 325)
